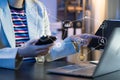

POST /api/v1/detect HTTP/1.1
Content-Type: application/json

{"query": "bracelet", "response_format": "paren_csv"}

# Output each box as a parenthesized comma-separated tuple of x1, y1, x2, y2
(73, 41, 79, 52)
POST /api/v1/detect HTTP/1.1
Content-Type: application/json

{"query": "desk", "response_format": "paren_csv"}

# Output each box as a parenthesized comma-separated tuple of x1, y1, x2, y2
(0, 61, 120, 80)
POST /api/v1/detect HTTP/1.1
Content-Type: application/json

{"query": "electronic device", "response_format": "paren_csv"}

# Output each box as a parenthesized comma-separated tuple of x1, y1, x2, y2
(35, 36, 57, 45)
(88, 19, 120, 49)
(47, 28, 120, 78)
(63, 20, 73, 28)
(73, 20, 82, 28)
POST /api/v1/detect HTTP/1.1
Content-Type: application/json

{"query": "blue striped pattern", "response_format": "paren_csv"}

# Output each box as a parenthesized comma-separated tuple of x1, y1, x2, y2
(10, 6, 30, 47)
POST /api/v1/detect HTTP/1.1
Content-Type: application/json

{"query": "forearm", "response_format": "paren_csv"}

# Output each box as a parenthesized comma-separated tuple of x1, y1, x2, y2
(0, 47, 23, 69)
(45, 38, 80, 61)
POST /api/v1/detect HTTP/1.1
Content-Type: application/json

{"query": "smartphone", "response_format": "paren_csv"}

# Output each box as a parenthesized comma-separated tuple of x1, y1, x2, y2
(35, 36, 57, 45)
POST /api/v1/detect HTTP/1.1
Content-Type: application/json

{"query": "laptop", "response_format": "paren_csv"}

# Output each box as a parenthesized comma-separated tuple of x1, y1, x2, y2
(47, 28, 120, 78)
(88, 19, 120, 49)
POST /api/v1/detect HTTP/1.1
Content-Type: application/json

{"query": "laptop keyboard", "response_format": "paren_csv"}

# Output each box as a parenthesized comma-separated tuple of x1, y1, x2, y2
(72, 66, 96, 77)
(59, 64, 96, 72)
(60, 65, 84, 70)
(47, 63, 96, 77)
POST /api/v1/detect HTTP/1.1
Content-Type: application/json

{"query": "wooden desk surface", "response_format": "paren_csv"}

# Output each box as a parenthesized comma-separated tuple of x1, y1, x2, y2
(0, 61, 120, 80)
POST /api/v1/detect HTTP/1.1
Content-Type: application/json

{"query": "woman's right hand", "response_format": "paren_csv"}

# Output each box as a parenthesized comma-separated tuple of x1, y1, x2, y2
(70, 33, 101, 46)
(17, 39, 53, 58)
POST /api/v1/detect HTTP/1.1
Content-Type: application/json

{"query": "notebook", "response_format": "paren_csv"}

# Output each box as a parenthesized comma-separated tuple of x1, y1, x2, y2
(47, 28, 120, 78)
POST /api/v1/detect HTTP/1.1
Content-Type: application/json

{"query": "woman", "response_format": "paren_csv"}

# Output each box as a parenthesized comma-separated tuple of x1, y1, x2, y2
(0, 0, 98, 69)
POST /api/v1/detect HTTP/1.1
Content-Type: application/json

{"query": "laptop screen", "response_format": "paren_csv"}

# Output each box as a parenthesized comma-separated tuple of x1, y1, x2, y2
(93, 27, 120, 77)
(88, 20, 120, 49)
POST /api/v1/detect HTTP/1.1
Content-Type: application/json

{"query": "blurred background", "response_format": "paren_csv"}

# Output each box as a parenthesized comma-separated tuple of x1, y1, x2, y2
(40, 0, 120, 63)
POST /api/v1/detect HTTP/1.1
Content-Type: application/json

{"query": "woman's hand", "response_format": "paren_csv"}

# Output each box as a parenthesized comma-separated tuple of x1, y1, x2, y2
(70, 33, 100, 46)
(17, 39, 53, 58)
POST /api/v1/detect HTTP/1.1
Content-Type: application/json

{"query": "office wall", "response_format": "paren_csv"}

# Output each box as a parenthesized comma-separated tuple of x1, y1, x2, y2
(91, 0, 107, 33)
(106, 0, 120, 19)
(40, 0, 57, 23)
(116, 1, 120, 19)
(91, 0, 120, 33)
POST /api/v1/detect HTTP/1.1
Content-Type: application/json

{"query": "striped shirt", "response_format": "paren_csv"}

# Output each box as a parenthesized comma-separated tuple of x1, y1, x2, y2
(10, 6, 30, 47)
